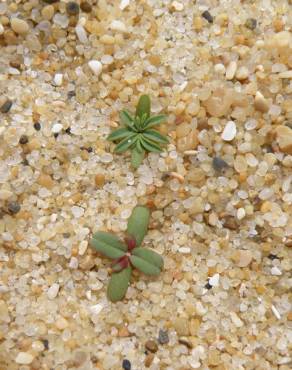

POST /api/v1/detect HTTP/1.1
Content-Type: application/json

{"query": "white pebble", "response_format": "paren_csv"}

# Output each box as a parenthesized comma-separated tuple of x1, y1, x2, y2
(69, 257, 78, 269)
(230, 312, 243, 327)
(90, 303, 103, 315)
(0, 23, 4, 35)
(110, 20, 127, 33)
(53, 73, 63, 86)
(88, 60, 102, 76)
(15, 352, 34, 365)
(51, 123, 63, 133)
(226, 61, 237, 80)
(236, 66, 249, 80)
(75, 25, 88, 43)
(221, 121, 237, 141)
(237, 208, 246, 220)
(120, 0, 130, 10)
(47, 283, 60, 299)
(214, 63, 226, 74)
(271, 304, 281, 320)
(178, 247, 191, 254)
(171, 1, 184, 11)
(71, 206, 85, 218)
(278, 70, 292, 79)
(209, 273, 220, 287)
(271, 266, 282, 276)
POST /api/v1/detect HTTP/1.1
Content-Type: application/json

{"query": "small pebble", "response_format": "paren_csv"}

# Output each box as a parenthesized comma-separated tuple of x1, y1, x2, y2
(212, 157, 228, 171)
(80, 1, 92, 13)
(144, 353, 154, 368)
(268, 254, 279, 260)
(11, 18, 29, 35)
(202, 10, 213, 23)
(254, 91, 269, 113)
(171, 1, 184, 11)
(19, 135, 29, 145)
(75, 25, 88, 43)
(47, 283, 60, 299)
(120, 0, 130, 11)
(88, 60, 102, 76)
(42, 339, 49, 350)
(0, 23, 4, 36)
(110, 20, 127, 33)
(158, 329, 169, 344)
(178, 337, 193, 349)
(235, 250, 253, 267)
(7, 201, 21, 214)
(236, 66, 249, 80)
(236, 208, 246, 220)
(52, 123, 63, 134)
(41, 5, 55, 20)
(0, 98, 12, 113)
(34, 122, 41, 131)
(245, 18, 257, 30)
(122, 359, 131, 370)
(226, 61, 237, 80)
(271, 266, 282, 276)
(208, 273, 220, 287)
(15, 352, 34, 365)
(66, 2, 79, 15)
(221, 121, 237, 141)
(43, 0, 59, 3)
(145, 340, 158, 353)
(205, 282, 212, 290)
(53, 73, 63, 86)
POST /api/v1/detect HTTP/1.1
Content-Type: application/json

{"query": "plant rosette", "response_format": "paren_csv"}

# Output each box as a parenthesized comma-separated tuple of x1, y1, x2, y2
(90, 206, 163, 302)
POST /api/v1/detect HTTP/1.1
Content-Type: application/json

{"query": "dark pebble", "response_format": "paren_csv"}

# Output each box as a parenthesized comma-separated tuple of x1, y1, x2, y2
(22, 159, 29, 166)
(43, 0, 59, 3)
(145, 340, 158, 353)
(122, 359, 131, 370)
(158, 329, 169, 345)
(202, 10, 213, 23)
(53, 133, 59, 138)
(66, 1, 79, 15)
(80, 1, 92, 13)
(67, 90, 76, 98)
(7, 201, 21, 214)
(34, 122, 41, 131)
(63, 232, 71, 238)
(42, 339, 49, 350)
(1, 99, 13, 113)
(268, 253, 279, 260)
(19, 135, 29, 145)
(245, 18, 257, 30)
(205, 282, 212, 290)
(65, 127, 72, 134)
(212, 157, 228, 171)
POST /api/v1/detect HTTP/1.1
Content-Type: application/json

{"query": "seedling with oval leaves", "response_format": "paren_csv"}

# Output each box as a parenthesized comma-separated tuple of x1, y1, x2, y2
(107, 95, 168, 169)
(90, 206, 163, 302)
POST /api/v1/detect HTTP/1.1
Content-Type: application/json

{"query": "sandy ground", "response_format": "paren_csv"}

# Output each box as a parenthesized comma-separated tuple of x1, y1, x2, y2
(0, 0, 292, 369)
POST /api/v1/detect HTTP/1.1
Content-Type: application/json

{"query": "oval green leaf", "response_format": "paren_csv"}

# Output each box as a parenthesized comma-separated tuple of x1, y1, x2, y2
(90, 238, 126, 259)
(130, 255, 161, 276)
(107, 128, 132, 142)
(136, 95, 151, 119)
(92, 231, 127, 251)
(131, 147, 145, 169)
(107, 266, 132, 302)
(132, 248, 163, 269)
(143, 130, 169, 144)
(126, 206, 150, 247)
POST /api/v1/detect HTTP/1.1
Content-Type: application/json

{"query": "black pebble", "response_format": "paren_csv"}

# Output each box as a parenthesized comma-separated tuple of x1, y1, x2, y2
(43, 0, 59, 3)
(42, 339, 49, 350)
(7, 201, 21, 214)
(65, 127, 71, 135)
(22, 159, 29, 166)
(268, 253, 279, 260)
(66, 1, 80, 15)
(205, 282, 212, 290)
(34, 122, 41, 131)
(212, 157, 228, 171)
(1, 99, 13, 113)
(67, 90, 76, 99)
(122, 359, 131, 370)
(158, 329, 169, 345)
(245, 18, 257, 30)
(19, 135, 29, 145)
(53, 133, 59, 138)
(202, 10, 213, 23)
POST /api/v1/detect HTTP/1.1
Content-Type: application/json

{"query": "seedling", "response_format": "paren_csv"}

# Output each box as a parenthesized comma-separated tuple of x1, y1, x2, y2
(107, 95, 168, 169)
(90, 206, 163, 302)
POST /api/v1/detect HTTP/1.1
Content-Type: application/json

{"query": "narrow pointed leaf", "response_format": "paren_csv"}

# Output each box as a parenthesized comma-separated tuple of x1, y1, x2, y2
(136, 95, 150, 119)
(90, 238, 126, 259)
(140, 137, 162, 153)
(144, 115, 167, 129)
(120, 110, 137, 131)
(143, 130, 169, 144)
(92, 231, 127, 252)
(114, 133, 138, 153)
(130, 255, 161, 276)
(132, 248, 164, 269)
(107, 128, 132, 142)
(127, 206, 150, 247)
(107, 266, 132, 302)
(136, 139, 144, 153)
(131, 147, 145, 169)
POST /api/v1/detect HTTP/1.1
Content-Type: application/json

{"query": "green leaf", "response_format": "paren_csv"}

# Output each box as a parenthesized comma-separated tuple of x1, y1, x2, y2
(132, 248, 163, 269)
(143, 130, 169, 144)
(130, 255, 161, 276)
(90, 238, 126, 259)
(120, 110, 137, 131)
(136, 95, 151, 119)
(144, 115, 167, 129)
(127, 206, 150, 247)
(107, 128, 132, 142)
(92, 231, 127, 251)
(131, 146, 145, 169)
(114, 133, 138, 153)
(107, 266, 132, 302)
(140, 137, 163, 153)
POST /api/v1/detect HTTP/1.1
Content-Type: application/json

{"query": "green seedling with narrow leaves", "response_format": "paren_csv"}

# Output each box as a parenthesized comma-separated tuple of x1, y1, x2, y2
(90, 206, 163, 302)
(107, 95, 168, 169)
